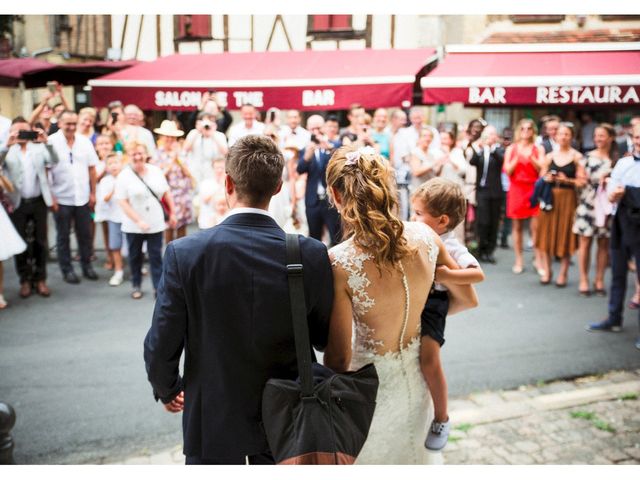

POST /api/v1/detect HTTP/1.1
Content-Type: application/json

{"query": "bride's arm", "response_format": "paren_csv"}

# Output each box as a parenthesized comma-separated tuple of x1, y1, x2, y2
(323, 264, 353, 373)
(433, 235, 479, 315)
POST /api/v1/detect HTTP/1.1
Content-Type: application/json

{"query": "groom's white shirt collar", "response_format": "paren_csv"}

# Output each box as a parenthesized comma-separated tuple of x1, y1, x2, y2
(222, 207, 274, 222)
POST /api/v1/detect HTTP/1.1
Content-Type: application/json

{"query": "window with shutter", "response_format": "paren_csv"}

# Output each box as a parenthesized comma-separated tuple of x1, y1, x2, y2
(310, 15, 353, 32)
(176, 15, 212, 40)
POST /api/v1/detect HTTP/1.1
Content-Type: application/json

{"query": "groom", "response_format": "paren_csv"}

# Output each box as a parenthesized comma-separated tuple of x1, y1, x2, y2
(144, 135, 334, 464)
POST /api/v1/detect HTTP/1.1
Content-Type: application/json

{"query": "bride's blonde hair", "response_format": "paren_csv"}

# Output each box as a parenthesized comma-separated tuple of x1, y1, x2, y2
(326, 146, 415, 270)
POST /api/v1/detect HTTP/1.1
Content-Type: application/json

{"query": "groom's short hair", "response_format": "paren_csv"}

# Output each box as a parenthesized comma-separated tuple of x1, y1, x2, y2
(226, 134, 284, 206)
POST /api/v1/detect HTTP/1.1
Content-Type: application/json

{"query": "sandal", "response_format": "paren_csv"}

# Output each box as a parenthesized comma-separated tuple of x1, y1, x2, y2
(512, 265, 525, 274)
(593, 287, 607, 297)
(0, 294, 7, 309)
(629, 300, 640, 310)
(579, 289, 591, 297)
(131, 288, 143, 300)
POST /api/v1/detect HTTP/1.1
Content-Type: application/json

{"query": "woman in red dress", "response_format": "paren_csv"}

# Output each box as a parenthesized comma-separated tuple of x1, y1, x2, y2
(504, 118, 545, 274)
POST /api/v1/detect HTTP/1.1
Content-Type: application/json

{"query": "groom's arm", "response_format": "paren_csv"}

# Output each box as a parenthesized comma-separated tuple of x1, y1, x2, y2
(144, 243, 187, 405)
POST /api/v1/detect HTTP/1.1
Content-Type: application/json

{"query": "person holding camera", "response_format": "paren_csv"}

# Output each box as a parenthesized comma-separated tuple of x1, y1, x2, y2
(48, 110, 99, 284)
(296, 114, 341, 245)
(0, 116, 59, 298)
(183, 112, 228, 186)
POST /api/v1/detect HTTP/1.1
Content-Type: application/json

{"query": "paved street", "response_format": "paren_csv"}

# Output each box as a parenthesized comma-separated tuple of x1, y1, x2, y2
(109, 369, 640, 465)
(0, 233, 639, 464)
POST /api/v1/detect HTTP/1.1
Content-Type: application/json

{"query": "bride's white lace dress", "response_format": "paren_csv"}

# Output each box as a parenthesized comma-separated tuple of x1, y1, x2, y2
(329, 222, 443, 465)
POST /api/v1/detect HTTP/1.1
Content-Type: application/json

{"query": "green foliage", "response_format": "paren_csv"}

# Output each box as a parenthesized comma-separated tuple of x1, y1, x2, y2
(592, 419, 616, 433)
(570, 411, 595, 420)
(454, 423, 474, 433)
(570, 410, 616, 433)
(619, 393, 638, 401)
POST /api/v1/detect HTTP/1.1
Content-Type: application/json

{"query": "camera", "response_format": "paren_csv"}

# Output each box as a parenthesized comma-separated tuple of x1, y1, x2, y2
(46, 81, 57, 93)
(111, 112, 118, 123)
(310, 134, 320, 144)
(18, 130, 38, 141)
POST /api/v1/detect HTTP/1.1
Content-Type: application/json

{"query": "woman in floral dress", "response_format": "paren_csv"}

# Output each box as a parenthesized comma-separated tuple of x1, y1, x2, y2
(153, 120, 194, 243)
(572, 123, 614, 296)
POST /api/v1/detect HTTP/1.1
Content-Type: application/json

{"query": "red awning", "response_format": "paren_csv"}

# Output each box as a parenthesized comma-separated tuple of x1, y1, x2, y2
(0, 58, 55, 87)
(23, 60, 139, 88)
(0, 58, 139, 88)
(421, 44, 640, 106)
(89, 48, 438, 111)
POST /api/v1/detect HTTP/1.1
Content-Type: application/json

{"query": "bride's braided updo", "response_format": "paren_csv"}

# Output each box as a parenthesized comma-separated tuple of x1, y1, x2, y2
(326, 146, 415, 270)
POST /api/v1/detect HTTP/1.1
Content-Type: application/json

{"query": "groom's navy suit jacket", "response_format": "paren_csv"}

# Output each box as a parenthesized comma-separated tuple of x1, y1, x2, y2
(144, 212, 333, 460)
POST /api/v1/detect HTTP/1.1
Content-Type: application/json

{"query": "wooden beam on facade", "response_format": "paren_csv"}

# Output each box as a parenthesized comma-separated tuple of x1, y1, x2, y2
(365, 15, 372, 48)
(223, 15, 229, 52)
(156, 15, 162, 58)
(390, 15, 395, 48)
(134, 15, 144, 59)
(119, 15, 128, 52)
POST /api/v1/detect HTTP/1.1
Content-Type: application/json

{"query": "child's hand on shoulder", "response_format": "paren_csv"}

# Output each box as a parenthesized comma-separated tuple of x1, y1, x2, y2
(435, 265, 451, 283)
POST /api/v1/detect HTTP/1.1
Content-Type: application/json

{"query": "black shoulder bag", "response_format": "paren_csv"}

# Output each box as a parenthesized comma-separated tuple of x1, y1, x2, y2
(131, 167, 170, 222)
(261, 234, 379, 464)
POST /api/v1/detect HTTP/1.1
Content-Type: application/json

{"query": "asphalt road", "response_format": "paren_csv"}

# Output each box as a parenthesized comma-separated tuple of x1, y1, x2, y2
(1, 236, 639, 464)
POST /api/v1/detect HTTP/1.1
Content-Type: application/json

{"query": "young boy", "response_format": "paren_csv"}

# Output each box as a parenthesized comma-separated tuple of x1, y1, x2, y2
(411, 177, 485, 451)
(98, 153, 126, 286)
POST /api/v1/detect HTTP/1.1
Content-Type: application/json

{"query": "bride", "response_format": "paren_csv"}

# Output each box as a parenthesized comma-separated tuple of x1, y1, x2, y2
(323, 146, 477, 464)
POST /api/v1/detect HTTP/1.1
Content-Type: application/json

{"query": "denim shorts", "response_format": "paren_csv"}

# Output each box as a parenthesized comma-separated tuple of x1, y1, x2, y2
(107, 221, 123, 250)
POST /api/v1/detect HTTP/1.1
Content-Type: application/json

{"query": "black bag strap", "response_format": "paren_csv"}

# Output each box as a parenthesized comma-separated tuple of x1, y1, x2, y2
(131, 166, 165, 209)
(285, 233, 314, 398)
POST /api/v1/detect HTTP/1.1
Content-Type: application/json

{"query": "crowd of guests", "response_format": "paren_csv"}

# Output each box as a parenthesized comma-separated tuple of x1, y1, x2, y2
(0, 85, 639, 349)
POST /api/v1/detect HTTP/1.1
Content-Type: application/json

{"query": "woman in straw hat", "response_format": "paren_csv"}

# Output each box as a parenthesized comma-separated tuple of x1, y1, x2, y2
(153, 120, 194, 243)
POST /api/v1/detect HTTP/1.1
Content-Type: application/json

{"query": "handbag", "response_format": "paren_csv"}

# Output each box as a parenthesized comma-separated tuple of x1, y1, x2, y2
(261, 234, 379, 465)
(131, 167, 170, 222)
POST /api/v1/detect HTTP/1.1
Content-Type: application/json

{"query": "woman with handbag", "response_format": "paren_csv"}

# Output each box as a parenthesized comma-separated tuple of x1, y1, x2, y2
(0, 176, 27, 309)
(323, 146, 478, 464)
(115, 142, 177, 299)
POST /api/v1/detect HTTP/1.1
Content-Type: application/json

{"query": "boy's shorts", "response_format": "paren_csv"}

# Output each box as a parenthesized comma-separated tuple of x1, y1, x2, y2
(420, 289, 449, 347)
(107, 221, 123, 251)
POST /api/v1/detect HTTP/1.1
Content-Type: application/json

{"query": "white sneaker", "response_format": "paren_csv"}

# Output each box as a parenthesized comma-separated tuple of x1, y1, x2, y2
(109, 271, 124, 286)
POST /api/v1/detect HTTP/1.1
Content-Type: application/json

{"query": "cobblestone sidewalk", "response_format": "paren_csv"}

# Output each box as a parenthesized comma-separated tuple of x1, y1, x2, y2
(110, 369, 640, 465)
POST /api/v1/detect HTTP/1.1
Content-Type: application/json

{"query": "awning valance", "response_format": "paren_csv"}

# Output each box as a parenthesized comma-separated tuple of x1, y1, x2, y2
(89, 48, 438, 111)
(421, 44, 640, 106)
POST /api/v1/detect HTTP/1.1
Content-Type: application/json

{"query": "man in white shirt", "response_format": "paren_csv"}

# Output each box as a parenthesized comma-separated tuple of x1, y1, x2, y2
(183, 112, 229, 186)
(278, 110, 310, 152)
(1, 117, 59, 298)
(227, 104, 265, 147)
(120, 104, 157, 156)
(48, 111, 99, 284)
(396, 107, 441, 167)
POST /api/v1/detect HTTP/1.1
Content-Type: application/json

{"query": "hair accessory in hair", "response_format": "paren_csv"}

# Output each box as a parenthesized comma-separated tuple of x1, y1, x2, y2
(345, 146, 377, 166)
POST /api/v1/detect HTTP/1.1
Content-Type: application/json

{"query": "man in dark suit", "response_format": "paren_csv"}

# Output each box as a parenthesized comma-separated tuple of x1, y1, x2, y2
(144, 135, 334, 464)
(469, 125, 505, 264)
(297, 114, 341, 245)
(587, 124, 640, 351)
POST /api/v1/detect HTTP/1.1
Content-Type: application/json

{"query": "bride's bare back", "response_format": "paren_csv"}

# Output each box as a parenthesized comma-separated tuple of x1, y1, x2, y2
(329, 221, 438, 358)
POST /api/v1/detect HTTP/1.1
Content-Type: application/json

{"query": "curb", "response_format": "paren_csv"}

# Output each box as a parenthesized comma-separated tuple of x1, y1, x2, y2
(451, 379, 640, 425)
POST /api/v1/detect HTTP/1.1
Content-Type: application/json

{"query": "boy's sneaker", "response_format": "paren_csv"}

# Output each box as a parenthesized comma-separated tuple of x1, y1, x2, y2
(109, 271, 124, 287)
(425, 418, 450, 451)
